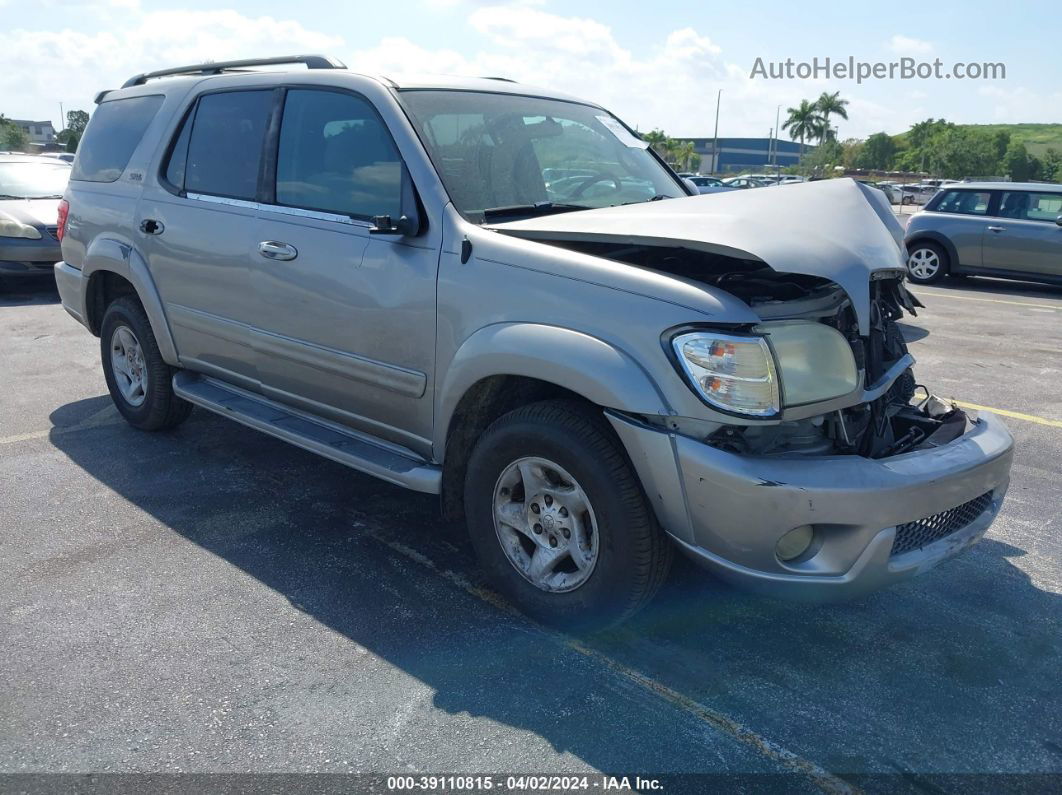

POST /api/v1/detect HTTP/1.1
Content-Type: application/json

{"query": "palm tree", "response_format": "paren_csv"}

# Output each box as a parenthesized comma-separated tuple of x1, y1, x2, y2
(782, 100, 823, 161)
(672, 140, 696, 172)
(815, 91, 849, 143)
(641, 129, 669, 157)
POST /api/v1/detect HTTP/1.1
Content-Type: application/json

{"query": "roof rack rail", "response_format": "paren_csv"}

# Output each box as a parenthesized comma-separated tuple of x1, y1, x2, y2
(121, 55, 346, 89)
(481, 76, 517, 83)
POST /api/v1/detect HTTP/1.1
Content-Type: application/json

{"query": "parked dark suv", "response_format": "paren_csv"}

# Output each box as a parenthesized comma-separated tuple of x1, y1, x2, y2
(904, 182, 1062, 285)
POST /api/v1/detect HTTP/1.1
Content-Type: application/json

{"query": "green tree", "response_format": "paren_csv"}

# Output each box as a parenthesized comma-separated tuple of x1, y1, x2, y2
(641, 129, 669, 158)
(1003, 140, 1041, 181)
(57, 109, 90, 153)
(1043, 148, 1062, 182)
(0, 120, 28, 151)
(855, 132, 896, 170)
(814, 91, 849, 143)
(782, 100, 824, 162)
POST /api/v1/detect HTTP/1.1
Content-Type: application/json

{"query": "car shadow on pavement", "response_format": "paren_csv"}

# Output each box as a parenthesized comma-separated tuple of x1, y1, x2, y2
(47, 397, 1062, 780)
(0, 275, 59, 307)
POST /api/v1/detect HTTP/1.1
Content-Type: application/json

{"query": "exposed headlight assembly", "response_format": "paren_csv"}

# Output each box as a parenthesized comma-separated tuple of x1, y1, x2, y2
(672, 332, 781, 417)
(0, 212, 42, 240)
(672, 321, 859, 417)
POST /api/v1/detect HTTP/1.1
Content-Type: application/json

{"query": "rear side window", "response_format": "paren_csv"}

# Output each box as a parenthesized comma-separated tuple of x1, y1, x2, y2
(169, 90, 274, 201)
(1000, 191, 1062, 222)
(70, 95, 163, 183)
(934, 190, 990, 216)
(275, 89, 402, 218)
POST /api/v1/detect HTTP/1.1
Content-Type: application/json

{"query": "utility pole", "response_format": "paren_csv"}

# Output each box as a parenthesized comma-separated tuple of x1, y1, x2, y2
(59, 102, 65, 132)
(773, 104, 781, 171)
(712, 89, 721, 174)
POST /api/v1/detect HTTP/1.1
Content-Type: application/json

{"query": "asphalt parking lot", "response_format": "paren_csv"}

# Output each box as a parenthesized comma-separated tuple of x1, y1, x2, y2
(1, 273, 1060, 791)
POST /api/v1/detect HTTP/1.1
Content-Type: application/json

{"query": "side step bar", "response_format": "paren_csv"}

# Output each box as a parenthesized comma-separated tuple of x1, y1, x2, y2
(172, 371, 441, 494)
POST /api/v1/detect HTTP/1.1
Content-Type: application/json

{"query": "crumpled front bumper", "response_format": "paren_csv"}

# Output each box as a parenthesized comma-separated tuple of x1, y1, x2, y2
(609, 411, 1014, 601)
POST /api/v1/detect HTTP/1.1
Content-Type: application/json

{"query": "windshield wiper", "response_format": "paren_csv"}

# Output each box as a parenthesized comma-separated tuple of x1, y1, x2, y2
(619, 194, 674, 206)
(482, 202, 587, 222)
(27, 195, 64, 200)
(0, 194, 24, 199)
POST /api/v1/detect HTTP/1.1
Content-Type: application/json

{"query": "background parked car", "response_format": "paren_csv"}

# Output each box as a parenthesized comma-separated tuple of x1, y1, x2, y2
(0, 154, 69, 286)
(899, 183, 938, 206)
(38, 152, 76, 164)
(904, 182, 1062, 285)
(721, 176, 768, 189)
(687, 175, 735, 194)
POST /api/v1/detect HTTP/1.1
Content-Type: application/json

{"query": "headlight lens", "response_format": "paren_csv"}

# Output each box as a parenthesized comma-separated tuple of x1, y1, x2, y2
(756, 320, 858, 406)
(673, 332, 780, 416)
(0, 212, 42, 240)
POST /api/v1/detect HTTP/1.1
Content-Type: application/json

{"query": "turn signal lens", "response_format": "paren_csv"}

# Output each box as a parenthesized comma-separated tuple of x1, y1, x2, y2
(673, 332, 780, 416)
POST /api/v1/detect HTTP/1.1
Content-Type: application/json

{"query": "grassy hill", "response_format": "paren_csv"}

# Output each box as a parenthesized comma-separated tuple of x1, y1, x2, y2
(952, 124, 1062, 157)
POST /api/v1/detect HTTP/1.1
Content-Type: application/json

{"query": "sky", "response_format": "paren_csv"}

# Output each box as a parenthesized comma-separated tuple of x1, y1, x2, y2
(2, 0, 1059, 140)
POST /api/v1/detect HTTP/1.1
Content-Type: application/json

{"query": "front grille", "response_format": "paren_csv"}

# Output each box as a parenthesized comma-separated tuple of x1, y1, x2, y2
(46, 227, 59, 241)
(891, 491, 993, 556)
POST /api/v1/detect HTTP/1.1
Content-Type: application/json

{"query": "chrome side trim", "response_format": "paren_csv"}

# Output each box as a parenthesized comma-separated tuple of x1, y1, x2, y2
(184, 192, 373, 228)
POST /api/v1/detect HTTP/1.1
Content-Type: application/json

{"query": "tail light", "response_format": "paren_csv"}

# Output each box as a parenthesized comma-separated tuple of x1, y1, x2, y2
(56, 199, 69, 242)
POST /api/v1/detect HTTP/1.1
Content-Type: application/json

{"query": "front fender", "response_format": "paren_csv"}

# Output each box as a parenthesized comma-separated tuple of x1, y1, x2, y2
(435, 322, 672, 454)
(83, 239, 179, 365)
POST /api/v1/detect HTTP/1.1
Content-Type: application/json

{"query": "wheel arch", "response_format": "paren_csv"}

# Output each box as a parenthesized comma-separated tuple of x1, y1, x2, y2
(906, 231, 958, 273)
(82, 239, 179, 365)
(436, 323, 673, 521)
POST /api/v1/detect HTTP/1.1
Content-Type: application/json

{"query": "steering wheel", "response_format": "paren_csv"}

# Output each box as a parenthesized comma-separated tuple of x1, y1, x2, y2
(565, 172, 623, 199)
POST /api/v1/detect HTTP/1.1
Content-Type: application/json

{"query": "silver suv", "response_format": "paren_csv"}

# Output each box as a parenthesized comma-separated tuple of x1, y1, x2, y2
(55, 56, 1014, 628)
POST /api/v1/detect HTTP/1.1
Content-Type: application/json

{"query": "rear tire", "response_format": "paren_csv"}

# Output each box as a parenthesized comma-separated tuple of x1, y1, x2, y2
(906, 241, 948, 285)
(100, 296, 192, 431)
(464, 400, 672, 630)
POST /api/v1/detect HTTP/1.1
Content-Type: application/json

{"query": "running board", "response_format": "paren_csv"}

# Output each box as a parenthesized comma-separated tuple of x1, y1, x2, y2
(172, 371, 441, 494)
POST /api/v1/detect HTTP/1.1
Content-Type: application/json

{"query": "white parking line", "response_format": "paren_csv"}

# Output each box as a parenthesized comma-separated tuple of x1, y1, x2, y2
(911, 290, 1061, 312)
(370, 532, 858, 795)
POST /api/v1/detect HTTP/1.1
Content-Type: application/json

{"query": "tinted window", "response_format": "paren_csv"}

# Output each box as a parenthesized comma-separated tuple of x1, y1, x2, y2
(183, 91, 273, 200)
(1000, 191, 1062, 222)
(70, 95, 163, 183)
(163, 107, 194, 190)
(275, 89, 402, 218)
(935, 189, 990, 215)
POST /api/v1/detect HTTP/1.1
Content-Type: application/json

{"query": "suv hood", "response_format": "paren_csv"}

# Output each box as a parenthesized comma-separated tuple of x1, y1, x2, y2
(490, 178, 906, 335)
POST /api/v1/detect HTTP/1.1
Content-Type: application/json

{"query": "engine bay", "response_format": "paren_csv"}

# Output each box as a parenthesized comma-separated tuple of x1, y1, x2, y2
(551, 240, 968, 460)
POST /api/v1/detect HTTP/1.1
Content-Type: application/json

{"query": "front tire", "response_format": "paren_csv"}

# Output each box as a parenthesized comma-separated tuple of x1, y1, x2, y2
(906, 241, 948, 285)
(464, 400, 672, 630)
(100, 296, 192, 431)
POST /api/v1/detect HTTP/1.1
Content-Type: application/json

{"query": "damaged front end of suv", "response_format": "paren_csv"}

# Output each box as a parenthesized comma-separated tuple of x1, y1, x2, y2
(493, 178, 1014, 600)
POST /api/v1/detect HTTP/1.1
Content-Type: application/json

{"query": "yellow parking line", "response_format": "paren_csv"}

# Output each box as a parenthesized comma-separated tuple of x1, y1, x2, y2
(912, 291, 1061, 311)
(954, 401, 1062, 429)
(370, 532, 858, 795)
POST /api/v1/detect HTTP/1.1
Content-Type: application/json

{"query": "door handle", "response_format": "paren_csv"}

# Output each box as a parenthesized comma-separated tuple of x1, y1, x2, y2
(139, 218, 164, 235)
(986, 225, 1006, 233)
(258, 241, 298, 261)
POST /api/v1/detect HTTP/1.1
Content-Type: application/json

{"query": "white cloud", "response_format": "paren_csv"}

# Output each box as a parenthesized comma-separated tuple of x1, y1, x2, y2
(887, 35, 934, 55)
(0, 9, 341, 122)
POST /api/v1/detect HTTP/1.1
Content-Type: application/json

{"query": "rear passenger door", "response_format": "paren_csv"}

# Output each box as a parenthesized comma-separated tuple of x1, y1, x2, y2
(982, 191, 1062, 277)
(139, 89, 276, 389)
(248, 88, 439, 453)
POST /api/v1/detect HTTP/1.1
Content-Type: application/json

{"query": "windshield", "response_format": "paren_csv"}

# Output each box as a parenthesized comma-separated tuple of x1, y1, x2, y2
(398, 90, 685, 222)
(0, 161, 70, 199)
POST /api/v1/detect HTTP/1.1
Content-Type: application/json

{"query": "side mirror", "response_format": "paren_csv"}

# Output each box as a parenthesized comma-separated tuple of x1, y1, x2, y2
(370, 214, 417, 236)
(1056, 214, 1062, 227)
(369, 163, 423, 237)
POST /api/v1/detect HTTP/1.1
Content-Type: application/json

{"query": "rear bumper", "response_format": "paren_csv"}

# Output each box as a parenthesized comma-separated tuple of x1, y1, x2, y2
(609, 411, 1014, 601)
(54, 261, 89, 327)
